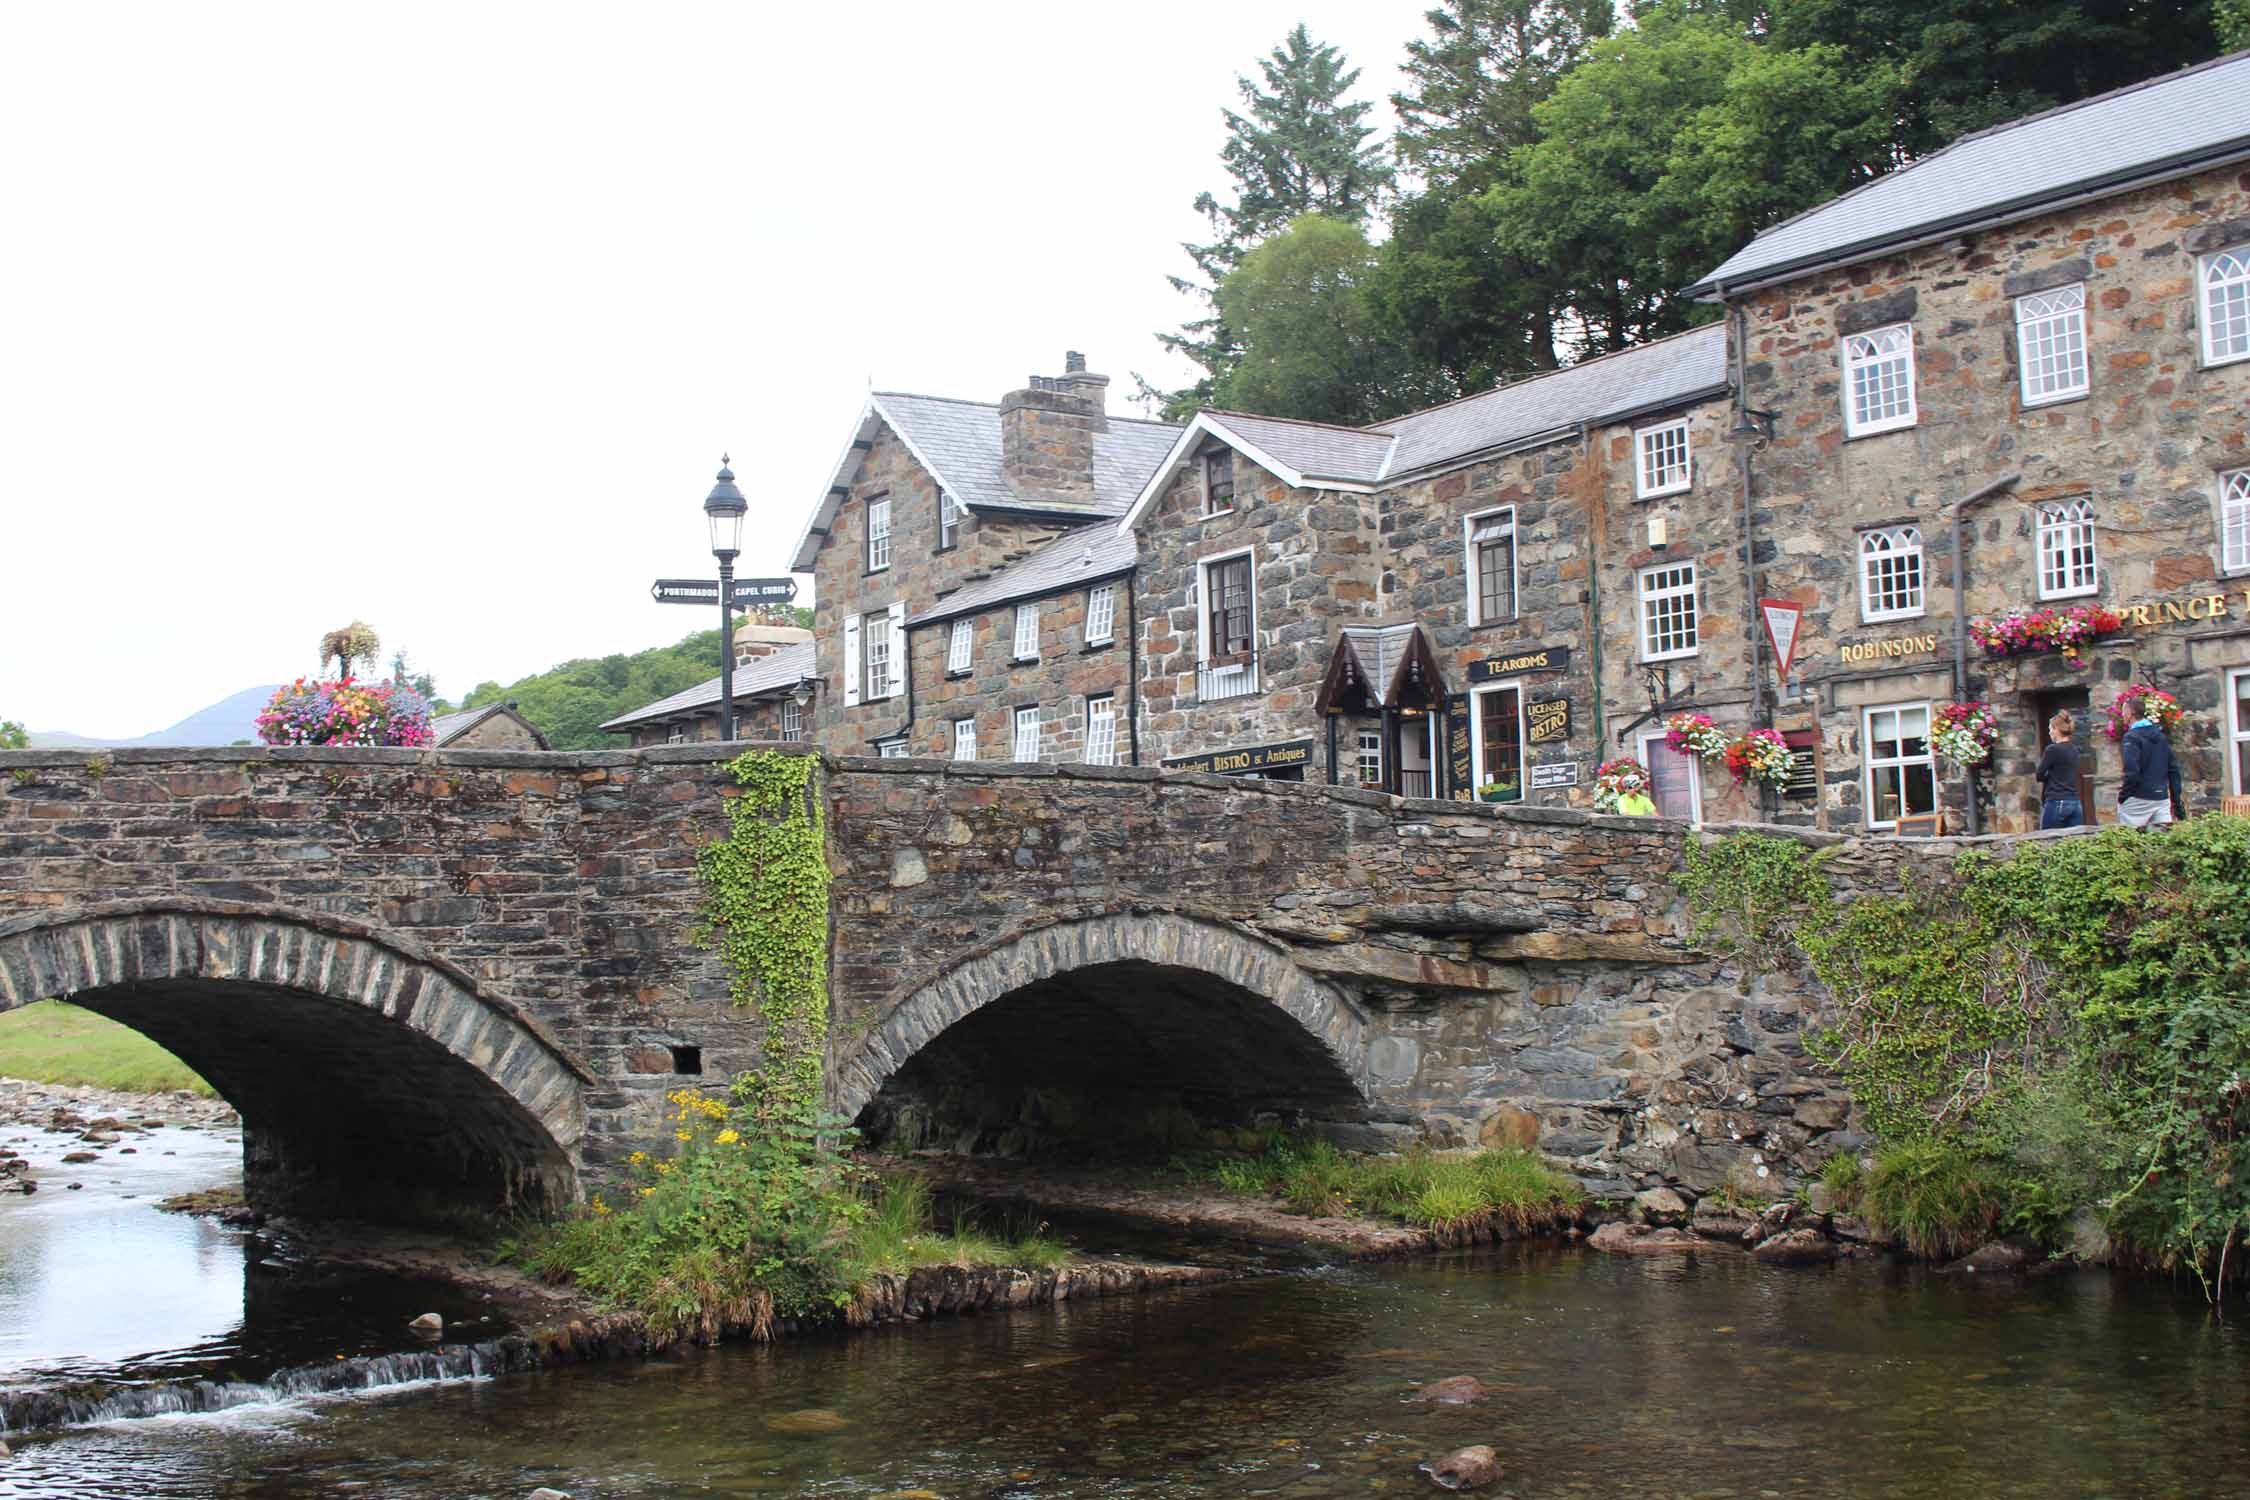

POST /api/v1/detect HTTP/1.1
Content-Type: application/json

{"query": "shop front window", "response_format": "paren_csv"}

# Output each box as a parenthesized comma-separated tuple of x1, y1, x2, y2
(1471, 684, 1523, 803)
(1864, 703, 1935, 829)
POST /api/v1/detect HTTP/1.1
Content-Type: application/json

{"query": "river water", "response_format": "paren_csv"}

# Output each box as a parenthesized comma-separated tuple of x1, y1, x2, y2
(3, 1135, 2248, 1498)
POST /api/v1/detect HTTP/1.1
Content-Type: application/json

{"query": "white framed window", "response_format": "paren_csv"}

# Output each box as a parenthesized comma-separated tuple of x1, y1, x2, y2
(2016, 283, 2089, 405)
(1637, 562, 1698, 661)
(1842, 323, 1917, 436)
(1012, 705, 1042, 762)
(862, 610, 894, 699)
(1858, 526, 1925, 621)
(1197, 549, 1258, 699)
(947, 618, 974, 674)
(2224, 469, 2250, 575)
(866, 497, 892, 572)
(1638, 727, 1702, 823)
(1204, 450, 1236, 515)
(1356, 727, 1382, 787)
(938, 488, 960, 551)
(2229, 669, 2250, 796)
(1085, 583, 1116, 645)
(952, 717, 977, 761)
(666, 725, 687, 745)
(781, 699, 803, 739)
(1462, 507, 1517, 626)
(1012, 602, 1040, 660)
(1084, 695, 1117, 766)
(1634, 419, 1691, 498)
(877, 738, 909, 759)
(2036, 498, 2099, 600)
(2203, 249, 2250, 367)
(1863, 703, 1935, 830)
(1469, 682, 1525, 802)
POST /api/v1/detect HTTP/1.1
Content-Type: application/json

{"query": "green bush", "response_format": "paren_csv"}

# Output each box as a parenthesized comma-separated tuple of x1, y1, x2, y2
(1860, 1141, 2011, 1258)
(1194, 1138, 1581, 1232)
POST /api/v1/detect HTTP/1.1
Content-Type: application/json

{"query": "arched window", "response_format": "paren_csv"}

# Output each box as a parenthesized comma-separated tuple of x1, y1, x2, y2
(2036, 499, 2099, 600)
(1843, 324, 1917, 435)
(2224, 469, 2250, 576)
(2203, 249, 2250, 367)
(1858, 526, 1925, 621)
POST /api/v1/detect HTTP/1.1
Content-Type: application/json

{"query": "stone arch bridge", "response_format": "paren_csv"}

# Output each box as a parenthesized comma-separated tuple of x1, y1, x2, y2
(0, 745, 1915, 1222)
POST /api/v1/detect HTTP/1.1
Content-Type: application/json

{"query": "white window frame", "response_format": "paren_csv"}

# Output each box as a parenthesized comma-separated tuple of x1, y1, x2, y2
(2223, 469, 2250, 577)
(947, 617, 974, 674)
(2202, 248, 2250, 368)
(938, 488, 960, 551)
(2015, 283, 2089, 405)
(1468, 681, 1527, 799)
(1638, 727, 1703, 824)
(1462, 506, 1518, 627)
(1842, 323, 1918, 437)
(877, 737, 909, 759)
(1637, 561, 1699, 662)
(1085, 583, 1116, 645)
(1634, 418, 1691, 499)
(1203, 449, 1236, 516)
(2035, 498, 2099, 600)
(1012, 602, 1040, 661)
(1355, 727, 1382, 787)
(1197, 547, 1259, 698)
(1862, 702, 1936, 831)
(781, 699, 803, 739)
(2229, 667, 2250, 797)
(1084, 695, 1117, 766)
(1858, 526, 1926, 623)
(952, 717, 977, 761)
(861, 609, 893, 700)
(866, 496, 892, 573)
(1012, 705, 1042, 763)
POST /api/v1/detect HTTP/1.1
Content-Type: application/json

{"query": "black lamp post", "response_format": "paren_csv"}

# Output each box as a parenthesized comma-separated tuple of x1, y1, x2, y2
(703, 456, 748, 741)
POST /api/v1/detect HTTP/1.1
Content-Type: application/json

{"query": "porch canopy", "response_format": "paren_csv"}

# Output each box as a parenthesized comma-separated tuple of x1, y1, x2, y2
(1315, 623, 1450, 716)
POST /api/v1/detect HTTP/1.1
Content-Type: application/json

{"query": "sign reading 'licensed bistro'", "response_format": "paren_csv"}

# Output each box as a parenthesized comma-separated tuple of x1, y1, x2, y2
(1162, 739, 1314, 777)
(1470, 645, 1570, 680)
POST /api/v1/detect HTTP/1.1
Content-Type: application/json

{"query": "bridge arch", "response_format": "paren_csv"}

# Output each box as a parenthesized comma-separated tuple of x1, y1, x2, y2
(0, 901, 588, 1222)
(835, 913, 1373, 1153)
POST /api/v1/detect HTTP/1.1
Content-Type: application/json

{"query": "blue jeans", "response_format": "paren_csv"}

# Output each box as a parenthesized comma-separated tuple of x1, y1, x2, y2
(2040, 797, 2083, 830)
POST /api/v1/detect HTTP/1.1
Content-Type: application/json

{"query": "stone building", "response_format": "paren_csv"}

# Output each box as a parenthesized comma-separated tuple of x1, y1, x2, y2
(788, 52, 2248, 831)
(1685, 49, 2250, 831)
(431, 703, 549, 751)
(600, 627, 815, 747)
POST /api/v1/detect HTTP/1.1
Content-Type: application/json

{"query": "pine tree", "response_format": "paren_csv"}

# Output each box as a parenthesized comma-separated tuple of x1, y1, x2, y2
(1144, 25, 1395, 419)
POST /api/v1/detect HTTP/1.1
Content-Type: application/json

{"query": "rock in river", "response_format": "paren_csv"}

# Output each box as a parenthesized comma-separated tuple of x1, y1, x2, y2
(1752, 1229, 1836, 1265)
(1423, 1444, 1502, 1490)
(1411, 1375, 1489, 1405)
(408, 1313, 445, 1334)
(766, 1408, 850, 1435)
(1589, 1222, 1705, 1255)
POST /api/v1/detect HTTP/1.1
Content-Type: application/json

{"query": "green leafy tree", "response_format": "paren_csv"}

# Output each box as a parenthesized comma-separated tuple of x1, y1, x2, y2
(1147, 25, 1395, 418)
(1770, 0, 2229, 156)
(458, 624, 745, 750)
(0, 720, 26, 750)
(1494, 6, 1903, 351)
(1211, 215, 1444, 425)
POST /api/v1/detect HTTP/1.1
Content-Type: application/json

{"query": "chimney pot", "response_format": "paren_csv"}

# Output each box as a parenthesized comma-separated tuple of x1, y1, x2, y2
(1065, 350, 1086, 374)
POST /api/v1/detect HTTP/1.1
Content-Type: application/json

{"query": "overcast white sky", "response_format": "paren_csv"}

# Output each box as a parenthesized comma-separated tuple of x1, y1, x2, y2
(0, 0, 1439, 738)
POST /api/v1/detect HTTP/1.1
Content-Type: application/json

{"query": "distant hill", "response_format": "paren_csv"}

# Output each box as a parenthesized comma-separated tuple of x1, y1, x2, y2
(29, 683, 281, 748)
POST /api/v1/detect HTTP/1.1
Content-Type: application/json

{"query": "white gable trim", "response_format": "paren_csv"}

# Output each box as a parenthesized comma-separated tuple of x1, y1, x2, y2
(789, 394, 973, 571)
(1112, 412, 1380, 536)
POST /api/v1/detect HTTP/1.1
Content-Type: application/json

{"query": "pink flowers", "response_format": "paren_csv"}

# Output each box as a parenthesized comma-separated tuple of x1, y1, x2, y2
(1725, 729, 1792, 789)
(1932, 701, 2001, 766)
(1663, 712, 1728, 762)
(1968, 605, 2124, 667)
(256, 677, 434, 748)
(2102, 684, 2182, 742)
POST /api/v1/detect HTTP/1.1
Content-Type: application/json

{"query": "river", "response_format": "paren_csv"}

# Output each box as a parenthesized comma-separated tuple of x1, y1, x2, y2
(3, 1127, 2247, 1497)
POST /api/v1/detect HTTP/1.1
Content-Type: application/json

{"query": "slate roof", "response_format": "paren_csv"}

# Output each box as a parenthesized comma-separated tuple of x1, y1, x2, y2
(1201, 410, 1397, 487)
(431, 704, 549, 749)
(599, 640, 817, 732)
(1337, 624, 1423, 697)
(907, 524, 1137, 628)
(1686, 50, 2250, 296)
(1369, 324, 1731, 478)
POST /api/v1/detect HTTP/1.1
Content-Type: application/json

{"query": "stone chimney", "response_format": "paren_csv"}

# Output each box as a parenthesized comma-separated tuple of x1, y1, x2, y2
(999, 351, 1107, 503)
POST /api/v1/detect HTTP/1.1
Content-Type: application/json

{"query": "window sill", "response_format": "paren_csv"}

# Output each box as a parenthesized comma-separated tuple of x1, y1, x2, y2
(1842, 420, 1918, 442)
(1641, 650, 1700, 665)
(2037, 589, 2101, 604)
(1081, 638, 1115, 654)
(945, 669, 972, 681)
(2021, 389, 2090, 411)
(1202, 506, 1237, 520)
(1011, 655, 1040, 666)
(2201, 348, 2249, 371)
(1468, 618, 1524, 633)
(1860, 609, 1928, 626)
(1635, 483, 1691, 502)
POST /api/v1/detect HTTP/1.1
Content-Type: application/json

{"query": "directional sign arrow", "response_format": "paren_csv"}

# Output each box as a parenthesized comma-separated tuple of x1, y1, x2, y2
(650, 577, 800, 608)
(729, 577, 799, 606)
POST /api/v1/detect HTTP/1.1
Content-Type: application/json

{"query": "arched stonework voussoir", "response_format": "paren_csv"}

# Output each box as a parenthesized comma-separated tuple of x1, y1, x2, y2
(831, 911, 1372, 1123)
(0, 899, 590, 1153)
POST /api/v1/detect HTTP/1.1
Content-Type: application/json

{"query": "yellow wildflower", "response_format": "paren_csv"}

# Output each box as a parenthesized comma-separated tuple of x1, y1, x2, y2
(716, 1128, 740, 1146)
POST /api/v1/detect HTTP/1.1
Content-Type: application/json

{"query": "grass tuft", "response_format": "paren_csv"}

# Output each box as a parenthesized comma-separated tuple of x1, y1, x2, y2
(0, 1000, 216, 1096)
(1860, 1140, 2009, 1258)
(1190, 1136, 1581, 1232)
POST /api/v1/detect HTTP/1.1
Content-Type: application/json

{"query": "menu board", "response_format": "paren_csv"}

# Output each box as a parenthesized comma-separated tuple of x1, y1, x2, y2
(1446, 696, 1474, 800)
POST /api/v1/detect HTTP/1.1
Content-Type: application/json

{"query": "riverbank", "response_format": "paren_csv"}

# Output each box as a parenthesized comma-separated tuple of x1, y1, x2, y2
(0, 1075, 238, 1196)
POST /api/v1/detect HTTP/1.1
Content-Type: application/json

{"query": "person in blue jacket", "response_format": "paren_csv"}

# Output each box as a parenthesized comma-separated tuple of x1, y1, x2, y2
(2116, 708, 2183, 829)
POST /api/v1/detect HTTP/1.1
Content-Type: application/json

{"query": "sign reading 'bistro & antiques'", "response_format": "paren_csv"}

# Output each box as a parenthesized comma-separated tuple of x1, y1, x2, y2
(1162, 739, 1314, 777)
(1470, 644, 1571, 680)
(1528, 697, 1571, 744)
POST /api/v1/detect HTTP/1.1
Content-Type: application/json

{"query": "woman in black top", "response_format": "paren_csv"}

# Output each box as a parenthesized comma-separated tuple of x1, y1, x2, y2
(2036, 711, 2083, 829)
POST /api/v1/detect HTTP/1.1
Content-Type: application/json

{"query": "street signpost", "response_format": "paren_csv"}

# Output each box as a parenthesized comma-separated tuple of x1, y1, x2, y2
(650, 577, 798, 609)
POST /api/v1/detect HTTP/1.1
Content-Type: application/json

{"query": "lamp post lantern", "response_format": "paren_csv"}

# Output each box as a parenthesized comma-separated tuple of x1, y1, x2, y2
(703, 456, 748, 741)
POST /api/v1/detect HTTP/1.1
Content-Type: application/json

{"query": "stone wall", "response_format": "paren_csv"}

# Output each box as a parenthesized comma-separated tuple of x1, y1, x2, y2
(909, 572, 1134, 763)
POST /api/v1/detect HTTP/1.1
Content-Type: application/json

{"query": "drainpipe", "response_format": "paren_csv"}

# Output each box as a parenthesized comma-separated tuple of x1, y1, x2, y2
(1948, 472, 2023, 834)
(1581, 418, 1606, 754)
(1126, 566, 1142, 765)
(1732, 304, 1766, 734)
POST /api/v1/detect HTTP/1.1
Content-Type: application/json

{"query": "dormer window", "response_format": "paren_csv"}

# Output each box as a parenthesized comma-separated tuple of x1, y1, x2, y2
(1203, 450, 1236, 516)
(938, 488, 960, 551)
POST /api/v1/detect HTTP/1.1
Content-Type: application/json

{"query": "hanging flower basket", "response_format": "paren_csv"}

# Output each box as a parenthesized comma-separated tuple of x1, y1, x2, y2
(1593, 757, 1651, 813)
(1967, 605, 2124, 667)
(1932, 700, 2001, 767)
(2102, 684, 2183, 742)
(1724, 729, 1792, 790)
(256, 677, 434, 748)
(1663, 711, 1728, 763)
